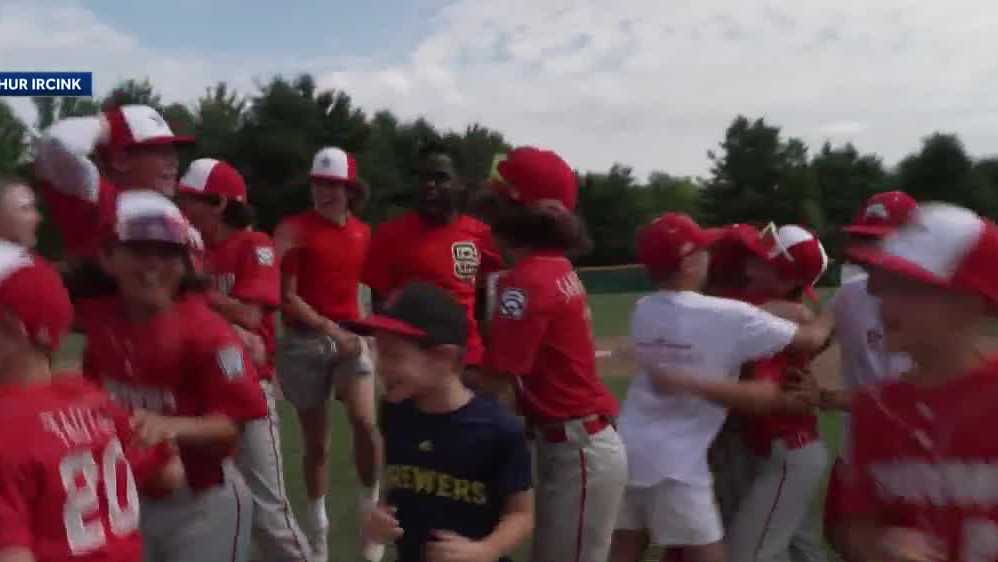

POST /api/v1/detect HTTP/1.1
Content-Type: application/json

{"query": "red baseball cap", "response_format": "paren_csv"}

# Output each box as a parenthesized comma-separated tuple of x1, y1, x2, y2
(745, 224, 829, 297)
(0, 243, 73, 351)
(636, 213, 724, 279)
(112, 191, 194, 246)
(178, 159, 248, 202)
(843, 191, 916, 237)
(494, 146, 578, 211)
(847, 203, 998, 305)
(103, 105, 194, 150)
(310, 147, 360, 185)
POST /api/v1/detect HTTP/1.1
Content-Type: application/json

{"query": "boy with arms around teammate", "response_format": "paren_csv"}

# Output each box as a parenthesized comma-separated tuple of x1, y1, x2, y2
(355, 283, 533, 562)
(610, 213, 834, 562)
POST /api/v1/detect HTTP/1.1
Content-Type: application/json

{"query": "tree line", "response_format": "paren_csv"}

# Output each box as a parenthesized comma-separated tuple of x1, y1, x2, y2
(2, 74, 996, 267)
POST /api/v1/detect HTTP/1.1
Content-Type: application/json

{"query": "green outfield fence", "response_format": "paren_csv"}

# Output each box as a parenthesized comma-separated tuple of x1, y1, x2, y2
(577, 263, 843, 294)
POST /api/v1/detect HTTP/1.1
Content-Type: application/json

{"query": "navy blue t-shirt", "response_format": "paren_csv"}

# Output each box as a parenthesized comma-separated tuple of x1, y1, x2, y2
(382, 394, 532, 562)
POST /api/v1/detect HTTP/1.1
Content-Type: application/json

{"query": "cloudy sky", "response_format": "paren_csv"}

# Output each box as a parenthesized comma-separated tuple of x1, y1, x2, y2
(5, 0, 998, 178)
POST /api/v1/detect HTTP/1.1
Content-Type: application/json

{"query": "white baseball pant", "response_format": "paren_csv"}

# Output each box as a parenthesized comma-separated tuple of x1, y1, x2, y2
(236, 380, 313, 562)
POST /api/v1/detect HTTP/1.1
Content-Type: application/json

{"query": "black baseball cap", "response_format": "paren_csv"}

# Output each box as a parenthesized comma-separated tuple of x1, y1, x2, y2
(348, 283, 468, 347)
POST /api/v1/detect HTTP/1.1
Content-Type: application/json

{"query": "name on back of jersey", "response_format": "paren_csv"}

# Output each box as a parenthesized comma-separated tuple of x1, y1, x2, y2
(40, 407, 117, 448)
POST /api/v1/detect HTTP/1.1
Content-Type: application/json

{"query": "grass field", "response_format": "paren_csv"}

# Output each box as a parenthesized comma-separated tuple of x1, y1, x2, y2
(53, 292, 845, 561)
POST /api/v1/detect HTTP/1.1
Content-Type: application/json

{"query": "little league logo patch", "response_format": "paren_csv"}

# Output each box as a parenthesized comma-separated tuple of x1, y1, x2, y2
(498, 288, 527, 320)
(255, 246, 275, 266)
(451, 242, 480, 282)
(217, 345, 245, 380)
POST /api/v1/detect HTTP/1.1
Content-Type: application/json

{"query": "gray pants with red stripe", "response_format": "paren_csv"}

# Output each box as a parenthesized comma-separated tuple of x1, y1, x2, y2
(531, 424, 628, 562)
(236, 380, 312, 562)
(726, 440, 828, 562)
(141, 461, 254, 562)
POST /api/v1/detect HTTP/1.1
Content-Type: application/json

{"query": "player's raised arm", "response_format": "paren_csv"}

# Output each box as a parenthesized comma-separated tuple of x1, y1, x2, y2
(34, 115, 105, 201)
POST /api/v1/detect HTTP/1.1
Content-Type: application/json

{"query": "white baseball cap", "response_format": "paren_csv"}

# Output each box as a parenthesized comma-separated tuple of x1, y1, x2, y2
(103, 104, 193, 149)
(847, 203, 998, 304)
(113, 191, 192, 246)
(310, 147, 359, 185)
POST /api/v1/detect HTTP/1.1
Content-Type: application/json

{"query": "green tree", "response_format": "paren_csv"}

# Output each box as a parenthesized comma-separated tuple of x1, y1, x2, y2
(810, 142, 889, 229)
(577, 165, 645, 265)
(638, 172, 702, 222)
(0, 101, 28, 173)
(32, 97, 100, 131)
(193, 83, 245, 163)
(102, 79, 162, 109)
(895, 133, 998, 215)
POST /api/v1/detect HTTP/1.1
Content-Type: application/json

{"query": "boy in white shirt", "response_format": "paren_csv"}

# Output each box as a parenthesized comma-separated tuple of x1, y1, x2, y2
(610, 213, 834, 562)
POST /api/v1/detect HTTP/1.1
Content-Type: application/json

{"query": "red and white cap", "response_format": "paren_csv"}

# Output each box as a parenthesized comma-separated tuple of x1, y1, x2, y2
(843, 190, 917, 238)
(748, 224, 829, 293)
(847, 203, 998, 304)
(310, 147, 359, 185)
(494, 146, 579, 211)
(113, 191, 193, 246)
(636, 213, 724, 279)
(178, 158, 248, 202)
(0, 243, 73, 351)
(103, 105, 194, 150)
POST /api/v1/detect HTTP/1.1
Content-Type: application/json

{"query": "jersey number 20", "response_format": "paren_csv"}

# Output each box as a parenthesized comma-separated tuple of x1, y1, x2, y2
(59, 438, 140, 554)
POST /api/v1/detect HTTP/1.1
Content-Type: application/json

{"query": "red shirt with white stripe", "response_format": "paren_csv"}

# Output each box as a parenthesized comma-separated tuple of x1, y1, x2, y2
(205, 229, 280, 380)
(78, 295, 267, 490)
(843, 359, 998, 561)
(0, 375, 172, 562)
(364, 211, 503, 366)
(276, 210, 370, 324)
(485, 252, 618, 423)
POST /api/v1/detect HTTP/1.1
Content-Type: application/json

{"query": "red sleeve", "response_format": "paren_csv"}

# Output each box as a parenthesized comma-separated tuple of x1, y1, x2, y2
(189, 317, 267, 424)
(0, 457, 34, 550)
(478, 227, 505, 278)
(230, 237, 280, 307)
(362, 222, 398, 295)
(747, 355, 785, 383)
(102, 398, 173, 491)
(39, 177, 117, 259)
(836, 390, 885, 519)
(485, 279, 550, 376)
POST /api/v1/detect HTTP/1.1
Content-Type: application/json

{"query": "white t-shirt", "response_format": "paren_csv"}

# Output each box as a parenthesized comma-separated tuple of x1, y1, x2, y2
(617, 290, 798, 488)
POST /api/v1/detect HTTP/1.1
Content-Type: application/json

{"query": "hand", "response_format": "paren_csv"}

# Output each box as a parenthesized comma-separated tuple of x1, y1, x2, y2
(361, 504, 403, 545)
(878, 527, 945, 562)
(322, 321, 361, 359)
(129, 410, 179, 447)
(233, 324, 266, 366)
(425, 530, 497, 562)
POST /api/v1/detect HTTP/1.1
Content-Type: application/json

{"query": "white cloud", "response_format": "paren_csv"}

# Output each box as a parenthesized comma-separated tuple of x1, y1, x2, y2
(8, 0, 998, 178)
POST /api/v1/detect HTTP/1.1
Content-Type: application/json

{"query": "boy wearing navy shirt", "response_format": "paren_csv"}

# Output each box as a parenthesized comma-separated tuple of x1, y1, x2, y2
(353, 283, 534, 562)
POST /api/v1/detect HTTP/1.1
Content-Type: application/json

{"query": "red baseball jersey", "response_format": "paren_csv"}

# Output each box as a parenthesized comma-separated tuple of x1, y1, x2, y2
(206, 229, 280, 380)
(363, 211, 503, 365)
(485, 252, 618, 423)
(77, 295, 267, 490)
(277, 210, 370, 324)
(844, 358, 998, 561)
(0, 375, 172, 562)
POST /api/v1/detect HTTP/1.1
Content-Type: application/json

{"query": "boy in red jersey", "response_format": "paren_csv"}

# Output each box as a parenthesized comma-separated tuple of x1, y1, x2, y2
(176, 158, 311, 562)
(0, 242, 180, 562)
(363, 143, 503, 369)
(78, 190, 267, 562)
(273, 147, 381, 562)
(484, 146, 627, 562)
(836, 203, 998, 562)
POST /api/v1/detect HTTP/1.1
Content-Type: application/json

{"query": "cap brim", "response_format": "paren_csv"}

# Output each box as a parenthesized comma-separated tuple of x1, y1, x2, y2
(345, 315, 429, 339)
(309, 174, 361, 187)
(131, 135, 195, 147)
(845, 245, 948, 288)
(842, 224, 893, 237)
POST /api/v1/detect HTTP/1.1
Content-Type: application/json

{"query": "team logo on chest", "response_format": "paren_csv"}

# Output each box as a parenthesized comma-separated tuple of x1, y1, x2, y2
(498, 288, 527, 320)
(451, 241, 480, 282)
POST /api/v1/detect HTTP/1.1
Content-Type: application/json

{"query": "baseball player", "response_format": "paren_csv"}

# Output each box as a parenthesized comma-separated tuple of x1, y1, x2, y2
(711, 224, 831, 562)
(835, 203, 998, 562)
(273, 147, 381, 562)
(483, 146, 626, 562)
(76, 191, 268, 562)
(0, 175, 42, 248)
(176, 159, 312, 562)
(362, 143, 503, 371)
(0, 243, 182, 562)
(610, 213, 834, 562)
(818, 191, 917, 558)
(353, 283, 534, 562)
(33, 104, 192, 267)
